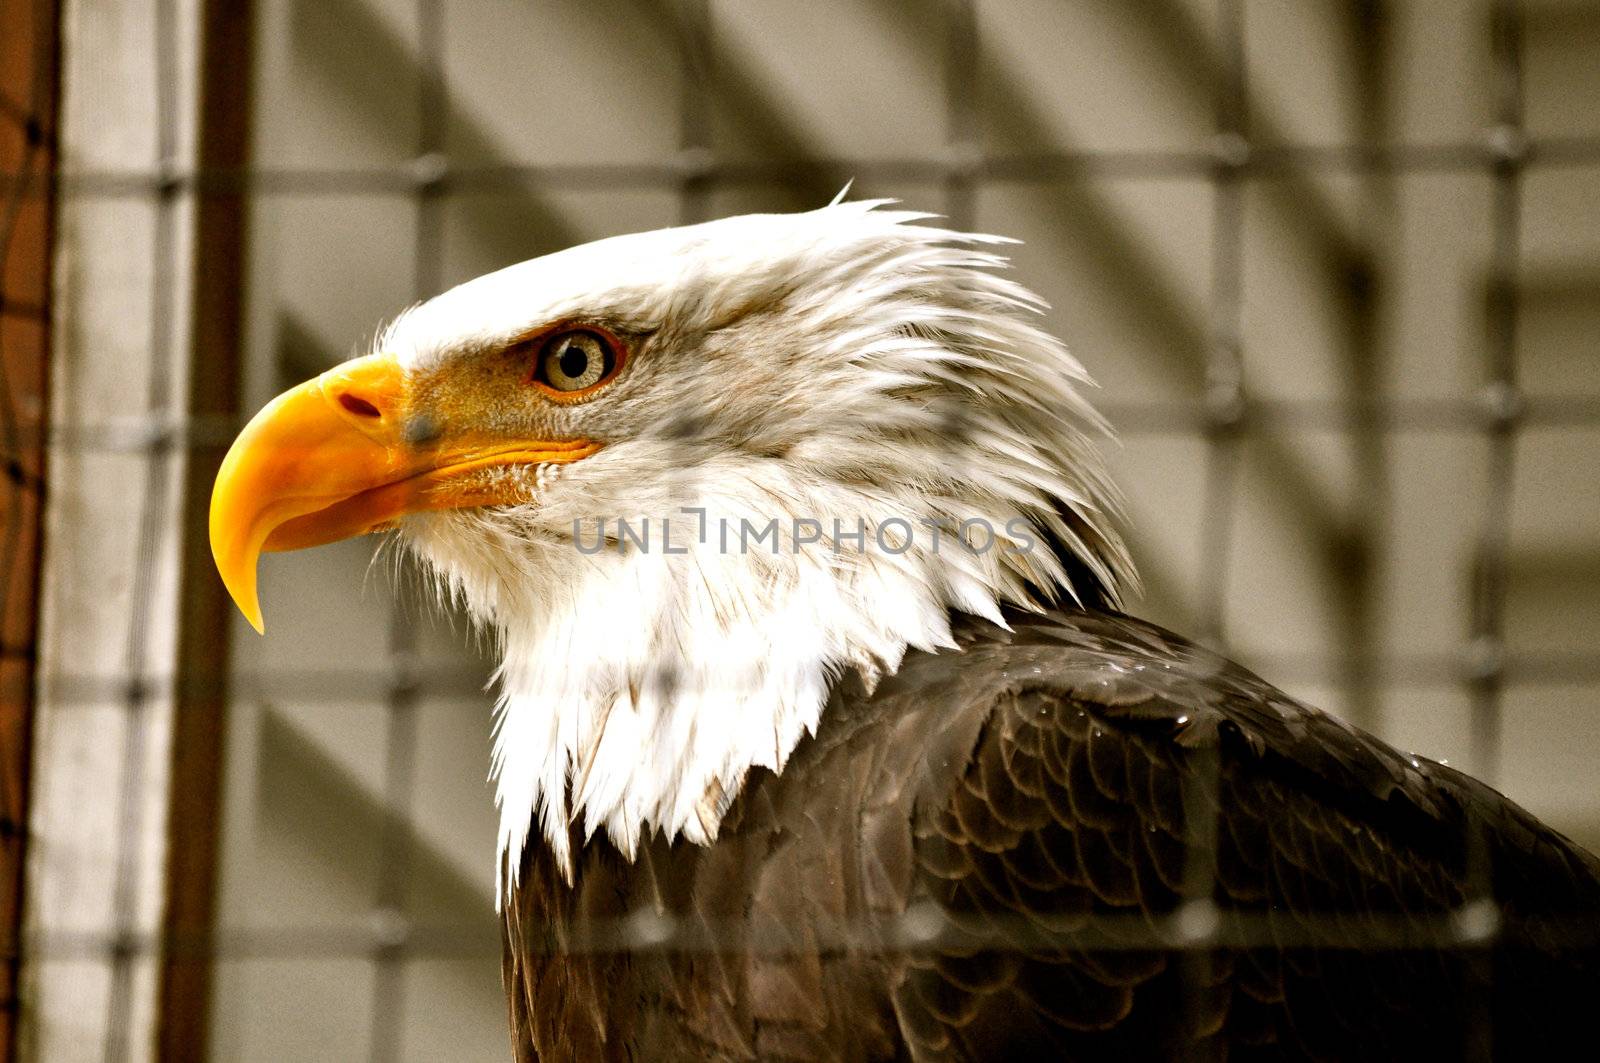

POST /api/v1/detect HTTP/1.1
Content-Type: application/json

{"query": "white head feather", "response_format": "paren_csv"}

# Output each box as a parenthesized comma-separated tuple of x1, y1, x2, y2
(382, 201, 1135, 901)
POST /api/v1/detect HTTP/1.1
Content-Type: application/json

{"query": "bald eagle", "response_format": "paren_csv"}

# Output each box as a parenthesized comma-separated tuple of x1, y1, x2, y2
(212, 202, 1600, 1060)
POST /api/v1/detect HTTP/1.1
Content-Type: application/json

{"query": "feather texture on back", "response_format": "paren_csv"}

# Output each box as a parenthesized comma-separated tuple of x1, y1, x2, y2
(502, 608, 1600, 1061)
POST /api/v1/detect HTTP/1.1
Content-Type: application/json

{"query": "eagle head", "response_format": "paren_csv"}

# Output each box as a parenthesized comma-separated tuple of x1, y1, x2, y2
(211, 199, 1133, 888)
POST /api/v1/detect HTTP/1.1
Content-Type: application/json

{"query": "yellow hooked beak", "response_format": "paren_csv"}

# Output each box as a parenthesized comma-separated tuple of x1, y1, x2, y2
(210, 352, 599, 633)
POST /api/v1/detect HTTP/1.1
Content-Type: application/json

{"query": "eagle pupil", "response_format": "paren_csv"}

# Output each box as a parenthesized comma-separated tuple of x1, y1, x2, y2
(559, 344, 589, 380)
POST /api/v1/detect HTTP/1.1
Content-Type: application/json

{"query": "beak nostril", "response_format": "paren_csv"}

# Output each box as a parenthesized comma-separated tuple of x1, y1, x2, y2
(338, 393, 383, 419)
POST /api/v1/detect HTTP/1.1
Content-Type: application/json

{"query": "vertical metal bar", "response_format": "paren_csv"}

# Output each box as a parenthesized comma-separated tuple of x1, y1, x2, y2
(1473, 0, 1524, 792)
(677, 0, 712, 225)
(943, 0, 978, 231)
(0, 0, 60, 1056)
(928, 0, 990, 537)
(1463, 1, 1525, 1059)
(368, 2, 445, 1059)
(1195, 0, 1248, 650)
(656, 0, 714, 707)
(156, 0, 254, 1057)
(1337, 0, 1392, 733)
(1181, 0, 1248, 1054)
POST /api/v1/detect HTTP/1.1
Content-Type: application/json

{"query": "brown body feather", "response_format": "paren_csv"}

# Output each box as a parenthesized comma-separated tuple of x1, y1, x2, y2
(502, 609, 1600, 1061)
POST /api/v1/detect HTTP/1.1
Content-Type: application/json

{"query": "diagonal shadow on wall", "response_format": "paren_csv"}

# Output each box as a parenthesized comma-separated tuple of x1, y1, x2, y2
(289, 0, 579, 269)
(255, 705, 497, 927)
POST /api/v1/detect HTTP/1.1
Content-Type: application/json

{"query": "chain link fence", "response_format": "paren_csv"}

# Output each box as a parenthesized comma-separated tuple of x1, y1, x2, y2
(4, 0, 1600, 1059)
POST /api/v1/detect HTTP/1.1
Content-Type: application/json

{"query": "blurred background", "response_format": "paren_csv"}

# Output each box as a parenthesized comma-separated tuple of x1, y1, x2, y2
(2, 0, 1597, 1060)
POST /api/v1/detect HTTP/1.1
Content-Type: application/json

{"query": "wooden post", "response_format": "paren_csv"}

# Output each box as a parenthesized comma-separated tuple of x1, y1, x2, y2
(0, 1, 60, 1059)
(157, 2, 251, 1060)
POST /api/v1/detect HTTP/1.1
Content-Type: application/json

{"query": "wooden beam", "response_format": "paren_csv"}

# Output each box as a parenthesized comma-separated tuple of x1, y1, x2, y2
(156, 2, 252, 1060)
(0, 0, 59, 1059)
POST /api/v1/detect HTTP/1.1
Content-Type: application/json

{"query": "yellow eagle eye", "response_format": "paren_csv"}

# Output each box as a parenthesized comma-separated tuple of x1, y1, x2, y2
(537, 331, 612, 392)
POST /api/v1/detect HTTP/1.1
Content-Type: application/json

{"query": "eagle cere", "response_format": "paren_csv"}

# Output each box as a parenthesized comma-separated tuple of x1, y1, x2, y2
(211, 202, 1600, 1060)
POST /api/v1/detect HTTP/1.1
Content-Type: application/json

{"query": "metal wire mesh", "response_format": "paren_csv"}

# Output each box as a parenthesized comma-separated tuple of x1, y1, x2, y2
(5, 0, 1600, 1059)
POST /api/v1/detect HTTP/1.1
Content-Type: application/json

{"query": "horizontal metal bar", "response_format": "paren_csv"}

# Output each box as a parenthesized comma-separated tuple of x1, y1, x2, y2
(5, 898, 1598, 961)
(2, 134, 1598, 201)
(12, 394, 1600, 466)
(13, 647, 1600, 709)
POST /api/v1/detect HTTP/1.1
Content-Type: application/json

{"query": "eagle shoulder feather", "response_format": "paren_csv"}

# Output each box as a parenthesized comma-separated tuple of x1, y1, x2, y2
(502, 608, 1600, 1061)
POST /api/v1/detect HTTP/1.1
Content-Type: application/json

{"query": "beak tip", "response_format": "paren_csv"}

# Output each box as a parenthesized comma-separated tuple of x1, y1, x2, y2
(222, 572, 266, 635)
(212, 540, 266, 635)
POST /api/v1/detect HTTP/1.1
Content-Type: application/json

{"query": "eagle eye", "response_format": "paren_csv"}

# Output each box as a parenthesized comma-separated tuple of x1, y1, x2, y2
(530, 328, 621, 397)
